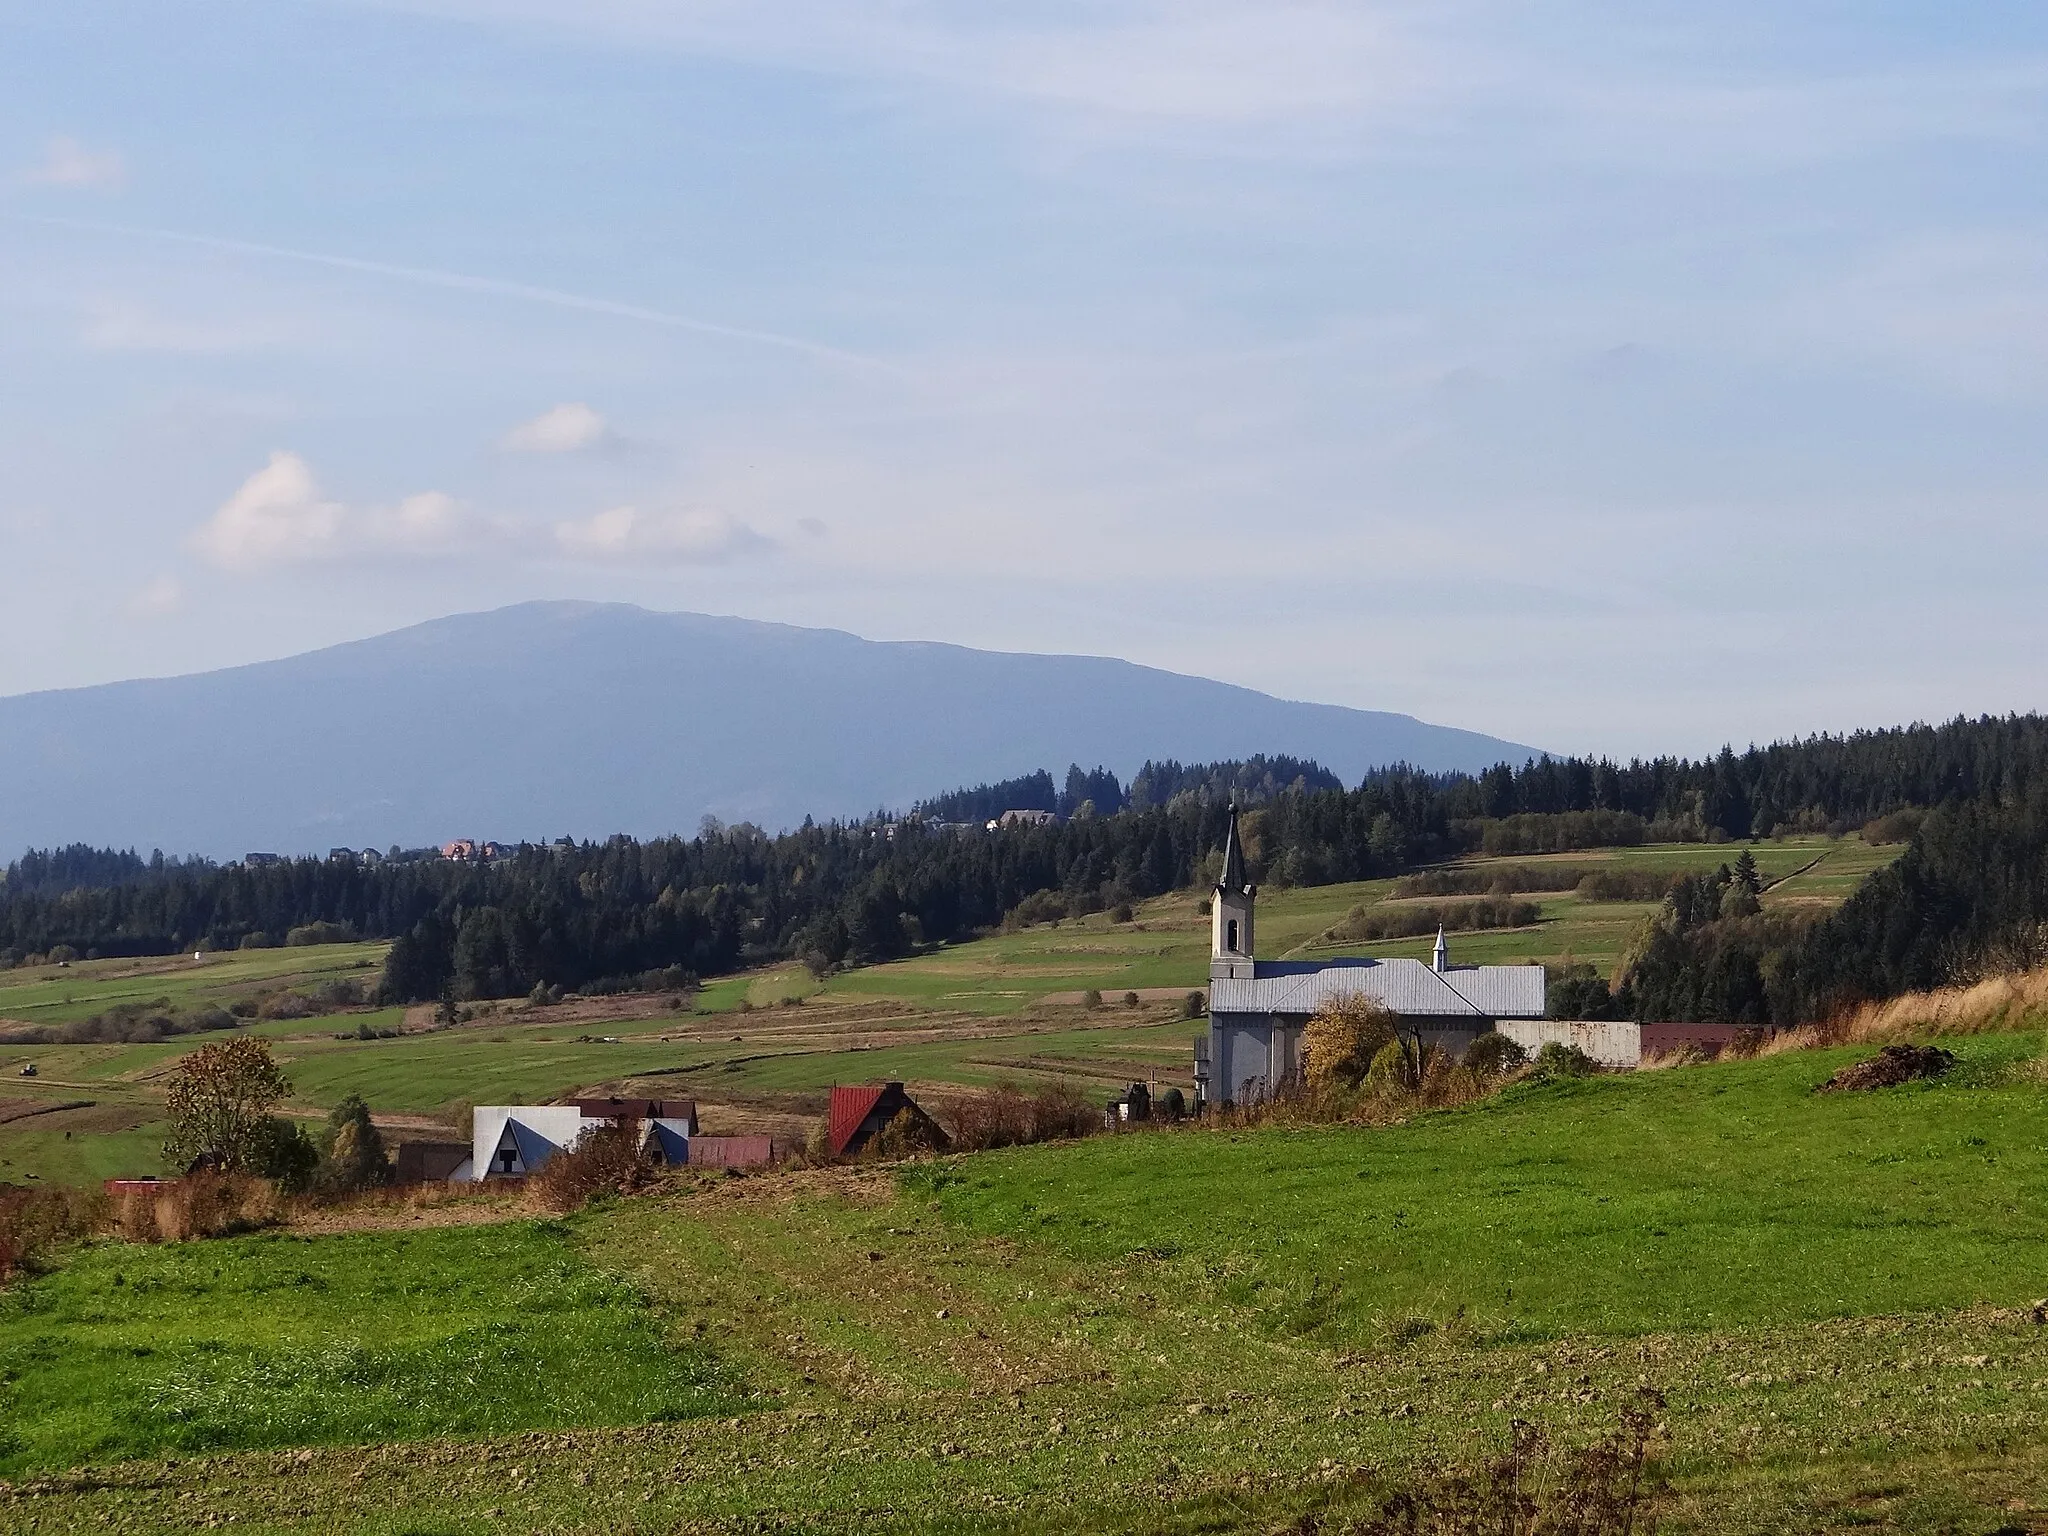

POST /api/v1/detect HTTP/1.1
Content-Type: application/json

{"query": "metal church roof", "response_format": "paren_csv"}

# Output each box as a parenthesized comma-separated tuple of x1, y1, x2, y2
(1210, 956, 1545, 1019)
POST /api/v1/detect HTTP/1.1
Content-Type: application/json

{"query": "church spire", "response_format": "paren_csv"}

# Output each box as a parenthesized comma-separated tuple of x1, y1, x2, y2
(1432, 924, 1449, 975)
(1217, 803, 1249, 894)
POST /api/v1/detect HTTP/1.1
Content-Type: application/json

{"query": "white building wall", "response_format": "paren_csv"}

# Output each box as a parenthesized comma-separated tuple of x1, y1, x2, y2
(471, 1106, 586, 1180)
(1496, 1020, 1641, 1069)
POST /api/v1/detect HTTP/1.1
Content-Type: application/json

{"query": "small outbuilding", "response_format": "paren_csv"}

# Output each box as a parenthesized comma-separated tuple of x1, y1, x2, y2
(1105, 1082, 1151, 1129)
(825, 1082, 948, 1158)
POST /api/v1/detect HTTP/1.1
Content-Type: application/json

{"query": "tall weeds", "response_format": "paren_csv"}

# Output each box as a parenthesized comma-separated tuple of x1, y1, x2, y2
(1827, 965, 2048, 1045)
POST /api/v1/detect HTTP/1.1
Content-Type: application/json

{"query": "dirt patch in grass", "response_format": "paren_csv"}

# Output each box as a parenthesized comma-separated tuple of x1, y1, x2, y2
(0, 1099, 95, 1125)
(1817, 1043, 1956, 1093)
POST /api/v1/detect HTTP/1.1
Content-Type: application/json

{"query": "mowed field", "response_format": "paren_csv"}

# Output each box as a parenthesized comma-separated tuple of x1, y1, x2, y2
(4, 1029, 2047, 1533)
(0, 835, 1898, 1185)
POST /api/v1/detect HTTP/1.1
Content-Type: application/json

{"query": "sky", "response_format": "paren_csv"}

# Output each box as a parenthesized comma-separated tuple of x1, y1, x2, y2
(3, 1, 2046, 761)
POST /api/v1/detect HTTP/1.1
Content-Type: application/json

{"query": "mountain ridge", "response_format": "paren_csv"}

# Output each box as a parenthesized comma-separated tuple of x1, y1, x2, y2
(0, 602, 1543, 856)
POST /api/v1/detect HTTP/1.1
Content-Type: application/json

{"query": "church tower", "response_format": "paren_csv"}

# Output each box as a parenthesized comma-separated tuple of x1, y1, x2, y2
(1210, 805, 1256, 981)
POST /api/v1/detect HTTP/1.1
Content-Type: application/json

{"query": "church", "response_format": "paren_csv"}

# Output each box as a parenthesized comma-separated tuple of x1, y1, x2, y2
(1197, 808, 1547, 1107)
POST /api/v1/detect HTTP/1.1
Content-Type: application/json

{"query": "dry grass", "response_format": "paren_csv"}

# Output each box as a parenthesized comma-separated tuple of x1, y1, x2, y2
(108, 1173, 283, 1243)
(1830, 966, 2048, 1045)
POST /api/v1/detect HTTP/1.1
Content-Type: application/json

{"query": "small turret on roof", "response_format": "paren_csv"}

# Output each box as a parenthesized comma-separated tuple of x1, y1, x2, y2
(1432, 925, 1449, 975)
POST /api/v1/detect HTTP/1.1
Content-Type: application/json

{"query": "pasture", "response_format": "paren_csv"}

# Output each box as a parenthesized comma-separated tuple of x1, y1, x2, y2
(3, 1028, 2046, 1532)
(0, 835, 1897, 1186)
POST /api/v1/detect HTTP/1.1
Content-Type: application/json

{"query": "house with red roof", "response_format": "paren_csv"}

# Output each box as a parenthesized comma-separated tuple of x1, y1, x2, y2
(825, 1081, 947, 1159)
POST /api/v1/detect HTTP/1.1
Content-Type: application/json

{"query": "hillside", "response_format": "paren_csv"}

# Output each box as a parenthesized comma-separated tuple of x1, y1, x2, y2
(0, 603, 1540, 857)
(5, 1032, 2047, 1532)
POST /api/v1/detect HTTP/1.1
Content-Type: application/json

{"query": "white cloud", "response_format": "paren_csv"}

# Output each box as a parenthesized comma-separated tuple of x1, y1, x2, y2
(191, 452, 347, 569)
(553, 505, 769, 563)
(23, 135, 125, 189)
(79, 299, 282, 354)
(501, 401, 612, 452)
(125, 574, 184, 619)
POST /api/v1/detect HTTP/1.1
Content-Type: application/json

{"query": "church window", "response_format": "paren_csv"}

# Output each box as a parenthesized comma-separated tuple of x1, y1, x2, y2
(1226, 918, 1239, 952)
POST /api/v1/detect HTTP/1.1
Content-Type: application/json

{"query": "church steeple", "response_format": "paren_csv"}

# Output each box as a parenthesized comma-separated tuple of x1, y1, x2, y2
(1210, 804, 1256, 981)
(1432, 924, 1449, 975)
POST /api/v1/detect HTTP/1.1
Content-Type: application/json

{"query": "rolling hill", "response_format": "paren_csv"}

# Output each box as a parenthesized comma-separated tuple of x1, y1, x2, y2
(0, 602, 1540, 856)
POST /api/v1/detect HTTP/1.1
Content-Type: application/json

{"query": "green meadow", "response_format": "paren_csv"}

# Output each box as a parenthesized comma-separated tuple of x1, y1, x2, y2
(0, 835, 1897, 1187)
(4, 1030, 2047, 1532)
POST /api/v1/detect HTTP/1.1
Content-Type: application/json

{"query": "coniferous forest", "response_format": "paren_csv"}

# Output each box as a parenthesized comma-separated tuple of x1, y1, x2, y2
(6, 715, 2048, 1023)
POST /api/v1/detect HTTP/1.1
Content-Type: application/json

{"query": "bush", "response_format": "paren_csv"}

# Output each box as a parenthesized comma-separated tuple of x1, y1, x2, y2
(1329, 897, 1541, 944)
(0, 1185, 106, 1279)
(1122, 991, 1140, 1008)
(1183, 991, 1206, 1019)
(1003, 889, 1069, 930)
(1462, 1032, 1528, 1076)
(946, 1083, 1098, 1151)
(1532, 1041, 1599, 1080)
(527, 1121, 660, 1213)
(1082, 988, 1102, 1009)
(1110, 903, 1135, 924)
(237, 932, 275, 951)
(256, 990, 318, 1021)
(1302, 995, 1400, 1091)
(46, 945, 79, 964)
(286, 920, 357, 947)
(1574, 869, 1680, 903)
(1364, 1038, 1416, 1094)
(314, 1094, 391, 1196)
(108, 1173, 282, 1243)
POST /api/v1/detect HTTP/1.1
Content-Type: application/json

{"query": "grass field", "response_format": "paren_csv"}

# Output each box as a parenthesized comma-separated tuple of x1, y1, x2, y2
(3, 1029, 2047, 1532)
(0, 835, 1899, 1187)
(0, 1219, 740, 1475)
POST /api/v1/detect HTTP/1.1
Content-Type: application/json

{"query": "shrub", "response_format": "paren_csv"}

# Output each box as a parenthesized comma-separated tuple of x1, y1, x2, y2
(1364, 1039, 1416, 1094)
(946, 1083, 1097, 1151)
(0, 1185, 106, 1280)
(1082, 988, 1102, 1009)
(527, 1121, 660, 1213)
(1122, 991, 1140, 1008)
(46, 945, 79, 964)
(1328, 898, 1541, 944)
(1532, 1041, 1599, 1080)
(286, 920, 357, 947)
(1003, 889, 1069, 930)
(1183, 991, 1206, 1019)
(1302, 995, 1399, 1091)
(1574, 869, 1680, 903)
(1462, 1031, 1528, 1076)
(237, 932, 274, 951)
(865, 1106, 949, 1161)
(250, 1116, 320, 1192)
(256, 990, 318, 1021)
(314, 1094, 392, 1196)
(110, 1173, 281, 1243)
(1110, 902, 1135, 924)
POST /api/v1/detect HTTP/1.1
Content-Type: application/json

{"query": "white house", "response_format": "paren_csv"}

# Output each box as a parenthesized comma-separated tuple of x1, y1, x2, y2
(1197, 808, 1547, 1107)
(467, 1097, 699, 1182)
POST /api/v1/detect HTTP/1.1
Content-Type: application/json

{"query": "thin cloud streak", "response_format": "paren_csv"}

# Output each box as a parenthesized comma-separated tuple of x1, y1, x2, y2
(6, 213, 897, 373)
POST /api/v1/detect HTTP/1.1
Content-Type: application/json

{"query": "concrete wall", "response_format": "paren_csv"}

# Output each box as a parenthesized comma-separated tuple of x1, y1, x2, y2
(1497, 1019, 1641, 1069)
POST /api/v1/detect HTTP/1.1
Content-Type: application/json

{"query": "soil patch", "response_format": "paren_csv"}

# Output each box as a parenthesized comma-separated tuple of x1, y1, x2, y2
(1817, 1044, 1956, 1093)
(0, 1099, 94, 1125)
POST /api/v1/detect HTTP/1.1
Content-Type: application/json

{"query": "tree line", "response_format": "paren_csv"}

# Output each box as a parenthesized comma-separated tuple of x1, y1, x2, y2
(6, 716, 2048, 1016)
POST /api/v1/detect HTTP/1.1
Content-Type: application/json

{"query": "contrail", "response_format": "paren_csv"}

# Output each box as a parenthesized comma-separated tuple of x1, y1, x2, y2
(7, 211, 892, 372)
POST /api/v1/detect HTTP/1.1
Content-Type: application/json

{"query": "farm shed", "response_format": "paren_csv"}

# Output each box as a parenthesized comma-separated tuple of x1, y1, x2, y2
(686, 1134, 777, 1169)
(825, 1082, 948, 1158)
(394, 1140, 472, 1184)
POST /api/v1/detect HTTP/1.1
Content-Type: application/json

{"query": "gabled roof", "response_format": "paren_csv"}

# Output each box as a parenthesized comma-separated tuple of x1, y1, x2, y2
(826, 1083, 891, 1157)
(1217, 805, 1250, 894)
(1210, 956, 1545, 1020)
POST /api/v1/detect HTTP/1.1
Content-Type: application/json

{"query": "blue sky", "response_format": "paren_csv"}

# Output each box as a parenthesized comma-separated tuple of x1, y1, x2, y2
(3, 1, 2046, 758)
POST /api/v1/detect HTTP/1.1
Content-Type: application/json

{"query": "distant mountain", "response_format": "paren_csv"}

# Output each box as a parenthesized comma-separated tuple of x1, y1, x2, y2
(0, 602, 1543, 857)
